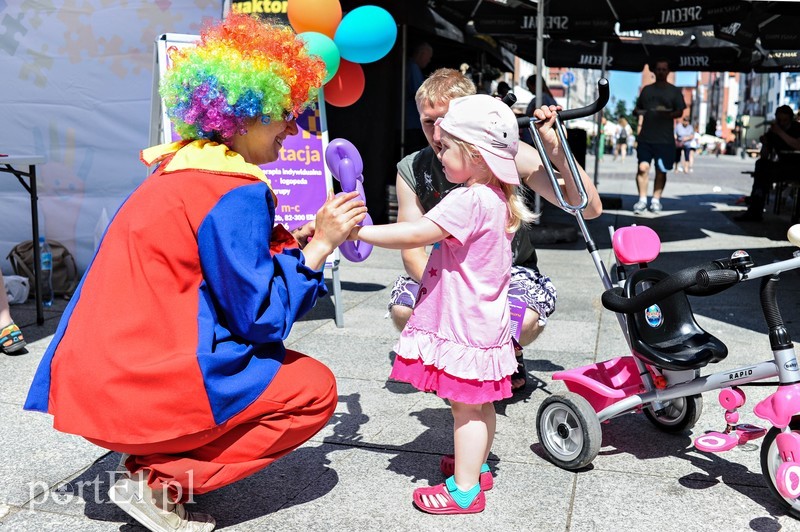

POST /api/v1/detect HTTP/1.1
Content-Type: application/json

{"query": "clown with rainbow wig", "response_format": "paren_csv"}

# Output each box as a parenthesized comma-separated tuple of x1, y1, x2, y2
(25, 14, 367, 532)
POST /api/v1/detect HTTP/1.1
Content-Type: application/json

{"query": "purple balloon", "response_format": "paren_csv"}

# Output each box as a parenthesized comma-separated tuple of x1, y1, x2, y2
(337, 157, 358, 192)
(325, 138, 363, 187)
(326, 138, 372, 261)
(339, 213, 373, 262)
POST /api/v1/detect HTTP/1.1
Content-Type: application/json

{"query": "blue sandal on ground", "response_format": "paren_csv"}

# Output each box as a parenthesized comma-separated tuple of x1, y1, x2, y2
(0, 322, 26, 354)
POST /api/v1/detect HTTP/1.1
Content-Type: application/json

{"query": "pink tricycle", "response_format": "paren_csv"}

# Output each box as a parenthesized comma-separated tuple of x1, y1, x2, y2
(536, 223, 800, 514)
(518, 80, 800, 516)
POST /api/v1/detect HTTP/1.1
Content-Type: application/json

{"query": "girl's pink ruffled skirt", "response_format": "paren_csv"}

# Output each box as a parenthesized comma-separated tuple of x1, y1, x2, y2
(390, 355, 512, 404)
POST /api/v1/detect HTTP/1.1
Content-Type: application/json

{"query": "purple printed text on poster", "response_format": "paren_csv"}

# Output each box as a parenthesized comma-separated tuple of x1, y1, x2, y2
(262, 102, 328, 231)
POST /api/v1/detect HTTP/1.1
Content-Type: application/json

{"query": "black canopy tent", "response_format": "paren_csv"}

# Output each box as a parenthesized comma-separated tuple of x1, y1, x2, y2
(540, 25, 755, 73)
(324, 0, 800, 222)
(429, 0, 800, 72)
(423, 0, 800, 184)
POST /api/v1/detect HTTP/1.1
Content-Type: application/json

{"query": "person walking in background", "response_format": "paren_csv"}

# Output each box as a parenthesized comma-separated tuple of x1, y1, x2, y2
(632, 59, 686, 214)
(674, 116, 695, 173)
(24, 15, 367, 532)
(389, 68, 602, 395)
(405, 42, 434, 155)
(614, 117, 632, 163)
(688, 122, 700, 171)
(0, 270, 26, 355)
(626, 127, 636, 156)
(736, 104, 800, 222)
(603, 117, 618, 161)
(351, 95, 536, 514)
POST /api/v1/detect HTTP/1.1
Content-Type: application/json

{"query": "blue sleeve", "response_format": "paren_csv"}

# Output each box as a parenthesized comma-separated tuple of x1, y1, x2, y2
(197, 183, 328, 343)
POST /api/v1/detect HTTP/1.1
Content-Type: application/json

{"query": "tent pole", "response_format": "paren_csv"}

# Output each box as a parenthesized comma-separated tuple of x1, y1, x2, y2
(400, 24, 408, 160)
(535, 1, 543, 113)
(534, 0, 545, 216)
(593, 41, 608, 186)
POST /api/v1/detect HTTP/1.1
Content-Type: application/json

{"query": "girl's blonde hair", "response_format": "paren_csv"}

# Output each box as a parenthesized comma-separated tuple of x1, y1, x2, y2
(442, 132, 537, 232)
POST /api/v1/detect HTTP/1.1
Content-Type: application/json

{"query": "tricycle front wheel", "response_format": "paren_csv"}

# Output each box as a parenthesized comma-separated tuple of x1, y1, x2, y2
(761, 421, 800, 519)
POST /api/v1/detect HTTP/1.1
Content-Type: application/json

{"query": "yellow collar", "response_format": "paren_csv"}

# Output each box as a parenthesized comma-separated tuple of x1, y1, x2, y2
(140, 139, 271, 185)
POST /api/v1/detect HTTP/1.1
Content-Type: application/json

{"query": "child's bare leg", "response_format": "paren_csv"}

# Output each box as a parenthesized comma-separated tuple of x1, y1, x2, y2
(481, 403, 496, 463)
(452, 401, 487, 490)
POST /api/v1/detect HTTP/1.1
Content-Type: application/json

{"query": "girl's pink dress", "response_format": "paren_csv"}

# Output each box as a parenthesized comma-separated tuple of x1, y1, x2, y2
(390, 184, 518, 404)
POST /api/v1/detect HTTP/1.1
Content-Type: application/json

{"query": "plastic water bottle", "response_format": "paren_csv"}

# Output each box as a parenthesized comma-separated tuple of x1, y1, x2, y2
(39, 236, 54, 307)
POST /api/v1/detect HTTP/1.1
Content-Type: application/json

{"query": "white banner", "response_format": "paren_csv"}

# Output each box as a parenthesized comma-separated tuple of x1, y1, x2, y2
(0, 0, 222, 273)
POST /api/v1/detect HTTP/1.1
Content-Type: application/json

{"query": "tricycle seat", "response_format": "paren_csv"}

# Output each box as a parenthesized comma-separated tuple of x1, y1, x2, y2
(625, 268, 728, 371)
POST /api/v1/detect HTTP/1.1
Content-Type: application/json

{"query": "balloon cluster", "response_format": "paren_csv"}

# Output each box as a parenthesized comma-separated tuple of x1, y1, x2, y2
(325, 138, 373, 262)
(289, 0, 397, 107)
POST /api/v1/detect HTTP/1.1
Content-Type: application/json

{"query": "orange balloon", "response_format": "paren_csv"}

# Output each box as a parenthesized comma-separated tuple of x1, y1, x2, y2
(323, 60, 364, 107)
(287, 0, 342, 38)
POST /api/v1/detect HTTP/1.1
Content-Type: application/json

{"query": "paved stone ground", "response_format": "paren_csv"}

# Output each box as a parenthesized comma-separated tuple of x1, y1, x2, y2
(2, 152, 800, 531)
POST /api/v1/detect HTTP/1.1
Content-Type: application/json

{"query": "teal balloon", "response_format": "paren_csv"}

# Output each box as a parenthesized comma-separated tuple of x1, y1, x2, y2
(334, 6, 397, 64)
(299, 31, 340, 84)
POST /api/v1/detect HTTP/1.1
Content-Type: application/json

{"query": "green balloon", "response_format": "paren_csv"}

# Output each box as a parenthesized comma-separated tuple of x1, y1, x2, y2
(299, 31, 340, 84)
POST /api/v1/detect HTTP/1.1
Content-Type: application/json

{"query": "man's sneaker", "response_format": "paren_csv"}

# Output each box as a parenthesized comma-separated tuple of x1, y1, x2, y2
(110, 471, 215, 532)
(632, 200, 647, 214)
(649, 200, 663, 214)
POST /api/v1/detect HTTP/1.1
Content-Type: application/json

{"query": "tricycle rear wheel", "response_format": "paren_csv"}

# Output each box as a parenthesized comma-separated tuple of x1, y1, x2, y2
(537, 392, 602, 470)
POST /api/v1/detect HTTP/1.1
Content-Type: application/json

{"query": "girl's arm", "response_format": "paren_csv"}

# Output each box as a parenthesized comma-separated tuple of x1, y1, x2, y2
(350, 217, 449, 249)
(396, 174, 430, 282)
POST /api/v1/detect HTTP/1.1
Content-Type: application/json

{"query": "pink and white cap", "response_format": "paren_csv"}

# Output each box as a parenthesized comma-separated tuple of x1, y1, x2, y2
(437, 94, 520, 185)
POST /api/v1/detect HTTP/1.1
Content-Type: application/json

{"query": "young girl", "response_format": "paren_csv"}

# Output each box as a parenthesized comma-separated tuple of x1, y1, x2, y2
(350, 94, 535, 514)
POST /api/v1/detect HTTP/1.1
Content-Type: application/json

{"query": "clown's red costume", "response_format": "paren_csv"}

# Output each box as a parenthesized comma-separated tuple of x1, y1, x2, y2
(25, 140, 337, 496)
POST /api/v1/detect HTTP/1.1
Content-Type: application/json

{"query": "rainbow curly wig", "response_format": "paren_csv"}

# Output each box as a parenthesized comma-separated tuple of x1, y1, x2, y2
(160, 13, 326, 142)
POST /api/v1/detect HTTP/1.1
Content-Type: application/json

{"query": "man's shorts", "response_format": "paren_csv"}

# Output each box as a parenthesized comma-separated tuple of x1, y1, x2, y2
(637, 141, 676, 173)
(388, 266, 558, 326)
